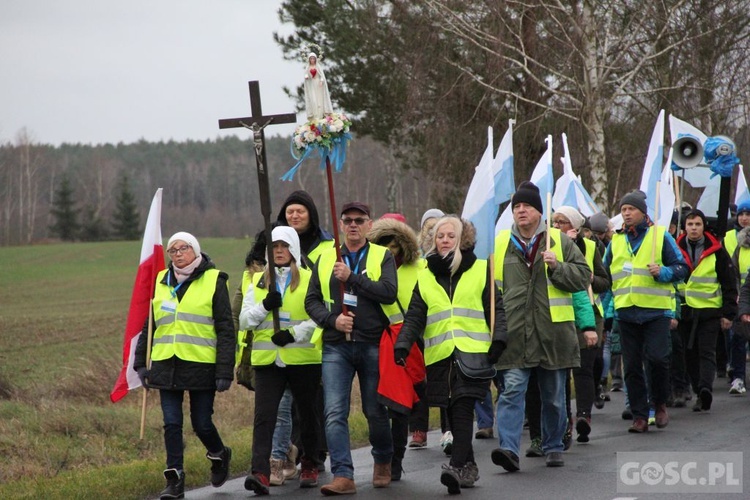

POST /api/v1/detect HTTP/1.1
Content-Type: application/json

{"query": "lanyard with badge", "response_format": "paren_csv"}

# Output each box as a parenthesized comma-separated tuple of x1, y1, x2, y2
(623, 237, 642, 275)
(276, 270, 292, 327)
(160, 270, 182, 314)
(342, 248, 366, 308)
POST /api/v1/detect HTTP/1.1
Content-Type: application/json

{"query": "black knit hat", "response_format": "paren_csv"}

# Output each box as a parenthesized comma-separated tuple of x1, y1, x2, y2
(511, 181, 543, 214)
(619, 190, 648, 215)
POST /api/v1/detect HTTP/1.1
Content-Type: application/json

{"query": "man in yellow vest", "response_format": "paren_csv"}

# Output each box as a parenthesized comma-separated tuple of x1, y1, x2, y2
(675, 209, 737, 411)
(603, 190, 688, 433)
(491, 181, 590, 471)
(305, 201, 399, 495)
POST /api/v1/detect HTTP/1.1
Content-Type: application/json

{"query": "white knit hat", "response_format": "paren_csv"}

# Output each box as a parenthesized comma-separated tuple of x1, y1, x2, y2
(420, 208, 445, 229)
(167, 232, 201, 255)
(272, 226, 301, 265)
(554, 206, 585, 231)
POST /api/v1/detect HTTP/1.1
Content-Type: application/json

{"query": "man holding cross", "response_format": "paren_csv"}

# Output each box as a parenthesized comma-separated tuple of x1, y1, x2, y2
(305, 201, 399, 495)
(491, 181, 590, 471)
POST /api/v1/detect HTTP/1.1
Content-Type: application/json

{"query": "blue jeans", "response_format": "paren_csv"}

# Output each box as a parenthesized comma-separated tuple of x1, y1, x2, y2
(496, 367, 566, 456)
(271, 387, 293, 460)
(322, 342, 393, 479)
(475, 389, 494, 429)
(601, 328, 612, 379)
(160, 389, 224, 470)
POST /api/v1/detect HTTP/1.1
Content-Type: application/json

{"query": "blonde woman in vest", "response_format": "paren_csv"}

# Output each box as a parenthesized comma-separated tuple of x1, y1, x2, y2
(394, 216, 507, 494)
(134, 232, 235, 500)
(240, 226, 321, 495)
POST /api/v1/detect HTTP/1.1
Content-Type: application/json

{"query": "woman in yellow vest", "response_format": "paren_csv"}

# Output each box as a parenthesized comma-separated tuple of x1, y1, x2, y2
(239, 226, 322, 495)
(368, 214, 426, 481)
(394, 216, 507, 494)
(134, 232, 235, 500)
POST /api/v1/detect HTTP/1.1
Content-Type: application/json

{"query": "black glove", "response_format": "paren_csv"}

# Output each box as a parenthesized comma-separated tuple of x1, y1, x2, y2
(487, 341, 506, 364)
(394, 348, 409, 366)
(271, 329, 295, 347)
(216, 378, 232, 392)
(136, 367, 149, 387)
(262, 291, 283, 311)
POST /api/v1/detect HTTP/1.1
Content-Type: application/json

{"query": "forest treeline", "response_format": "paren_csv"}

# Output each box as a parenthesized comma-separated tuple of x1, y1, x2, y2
(0, 133, 433, 246)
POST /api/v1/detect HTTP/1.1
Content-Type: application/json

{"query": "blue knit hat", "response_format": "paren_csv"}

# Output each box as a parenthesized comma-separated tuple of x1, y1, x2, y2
(737, 200, 750, 215)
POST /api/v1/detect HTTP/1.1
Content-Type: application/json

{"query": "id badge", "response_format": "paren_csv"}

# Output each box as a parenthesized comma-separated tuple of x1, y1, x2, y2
(343, 293, 358, 307)
(279, 311, 291, 327)
(160, 301, 177, 314)
(623, 261, 633, 274)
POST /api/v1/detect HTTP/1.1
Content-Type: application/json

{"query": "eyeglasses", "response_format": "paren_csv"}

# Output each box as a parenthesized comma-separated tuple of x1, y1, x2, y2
(552, 219, 571, 227)
(167, 245, 191, 255)
(341, 217, 369, 225)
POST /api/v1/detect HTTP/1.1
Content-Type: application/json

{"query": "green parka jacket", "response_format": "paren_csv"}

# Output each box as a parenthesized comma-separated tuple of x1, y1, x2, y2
(494, 224, 590, 370)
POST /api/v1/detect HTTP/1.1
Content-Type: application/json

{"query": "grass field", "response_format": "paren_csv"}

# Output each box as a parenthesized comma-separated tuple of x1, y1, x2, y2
(0, 238, 382, 499)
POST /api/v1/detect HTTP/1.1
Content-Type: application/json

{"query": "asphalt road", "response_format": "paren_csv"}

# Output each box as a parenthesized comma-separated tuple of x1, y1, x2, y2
(185, 378, 749, 499)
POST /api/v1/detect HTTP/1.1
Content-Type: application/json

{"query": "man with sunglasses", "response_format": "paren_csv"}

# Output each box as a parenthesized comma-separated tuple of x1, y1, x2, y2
(305, 201, 399, 495)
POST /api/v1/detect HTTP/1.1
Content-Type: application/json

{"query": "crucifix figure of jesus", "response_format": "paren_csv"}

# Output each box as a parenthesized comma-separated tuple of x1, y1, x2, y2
(218, 80, 296, 331)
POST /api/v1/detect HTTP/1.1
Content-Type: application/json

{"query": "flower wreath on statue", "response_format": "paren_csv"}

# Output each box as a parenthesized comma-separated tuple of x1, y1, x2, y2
(282, 44, 352, 181)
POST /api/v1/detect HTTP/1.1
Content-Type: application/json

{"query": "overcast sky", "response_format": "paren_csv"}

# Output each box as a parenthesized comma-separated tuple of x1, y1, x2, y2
(0, 0, 301, 146)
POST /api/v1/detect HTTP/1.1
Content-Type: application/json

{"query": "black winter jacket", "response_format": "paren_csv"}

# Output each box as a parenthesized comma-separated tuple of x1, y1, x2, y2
(395, 250, 506, 407)
(134, 253, 236, 390)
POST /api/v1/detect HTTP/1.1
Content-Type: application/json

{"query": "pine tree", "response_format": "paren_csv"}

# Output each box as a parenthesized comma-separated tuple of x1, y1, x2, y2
(49, 174, 79, 241)
(111, 174, 140, 240)
(79, 205, 109, 241)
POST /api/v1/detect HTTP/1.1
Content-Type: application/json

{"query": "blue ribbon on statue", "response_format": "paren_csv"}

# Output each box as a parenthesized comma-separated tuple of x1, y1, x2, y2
(704, 136, 739, 178)
(281, 131, 352, 181)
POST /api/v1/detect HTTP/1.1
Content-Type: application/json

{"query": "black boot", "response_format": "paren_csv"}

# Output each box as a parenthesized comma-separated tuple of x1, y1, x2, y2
(160, 469, 185, 499)
(207, 446, 232, 487)
(391, 447, 405, 481)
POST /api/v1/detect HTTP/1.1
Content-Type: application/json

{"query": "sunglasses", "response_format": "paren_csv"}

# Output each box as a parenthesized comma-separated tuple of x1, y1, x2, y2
(341, 217, 369, 225)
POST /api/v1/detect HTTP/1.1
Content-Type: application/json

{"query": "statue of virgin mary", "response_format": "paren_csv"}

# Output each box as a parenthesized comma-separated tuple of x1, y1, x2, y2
(303, 53, 334, 121)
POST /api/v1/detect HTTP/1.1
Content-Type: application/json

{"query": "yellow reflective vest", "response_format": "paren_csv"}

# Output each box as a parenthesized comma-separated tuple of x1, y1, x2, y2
(396, 259, 427, 314)
(684, 253, 722, 309)
(419, 259, 491, 365)
(250, 268, 321, 366)
(307, 239, 335, 267)
(610, 226, 673, 310)
(494, 227, 575, 322)
(152, 268, 220, 364)
(724, 229, 750, 284)
(316, 243, 403, 325)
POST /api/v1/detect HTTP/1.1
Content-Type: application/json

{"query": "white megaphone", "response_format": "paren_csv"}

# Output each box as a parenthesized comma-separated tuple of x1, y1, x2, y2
(671, 135, 704, 169)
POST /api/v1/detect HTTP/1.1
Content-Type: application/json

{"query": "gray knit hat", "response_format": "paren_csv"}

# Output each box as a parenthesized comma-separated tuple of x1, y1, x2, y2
(589, 212, 610, 233)
(619, 190, 648, 215)
(420, 208, 445, 229)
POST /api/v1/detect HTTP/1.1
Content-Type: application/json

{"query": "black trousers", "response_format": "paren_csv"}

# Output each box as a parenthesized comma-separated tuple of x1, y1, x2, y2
(251, 364, 322, 476)
(670, 324, 691, 395)
(681, 316, 719, 394)
(447, 396, 476, 468)
(573, 348, 598, 417)
(408, 382, 429, 433)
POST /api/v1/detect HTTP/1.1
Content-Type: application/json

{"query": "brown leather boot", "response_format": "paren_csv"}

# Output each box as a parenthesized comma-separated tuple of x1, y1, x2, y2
(628, 418, 649, 433)
(372, 462, 392, 488)
(655, 404, 669, 428)
(320, 476, 356, 496)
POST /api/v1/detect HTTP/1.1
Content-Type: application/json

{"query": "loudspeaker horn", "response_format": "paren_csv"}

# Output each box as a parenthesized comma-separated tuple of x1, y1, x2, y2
(671, 136, 704, 169)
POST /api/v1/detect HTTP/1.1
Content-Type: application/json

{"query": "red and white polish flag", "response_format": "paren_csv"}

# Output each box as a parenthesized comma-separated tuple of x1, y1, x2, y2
(110, 188, 165, 403)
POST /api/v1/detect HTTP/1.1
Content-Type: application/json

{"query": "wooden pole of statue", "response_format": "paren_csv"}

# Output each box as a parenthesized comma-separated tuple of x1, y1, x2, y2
(324, 155, 349, 338)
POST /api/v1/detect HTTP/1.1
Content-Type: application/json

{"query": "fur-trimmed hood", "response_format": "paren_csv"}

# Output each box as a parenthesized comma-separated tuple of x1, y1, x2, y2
(367, 218, 421, 265)
(738, 226, 750, 249)
(459, 219, 477, 251)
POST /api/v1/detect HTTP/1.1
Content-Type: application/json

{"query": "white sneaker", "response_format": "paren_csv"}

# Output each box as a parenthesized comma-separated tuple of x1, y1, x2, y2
(729, 379, 746, 395)
(439, 431, 453, 455)
(269, 458, 285, 486)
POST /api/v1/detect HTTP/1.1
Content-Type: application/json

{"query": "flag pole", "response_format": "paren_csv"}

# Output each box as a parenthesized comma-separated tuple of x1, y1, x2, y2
(546, 192, 552, 250)
(652, 181, 661, 263)
(139, 303, 154, 440)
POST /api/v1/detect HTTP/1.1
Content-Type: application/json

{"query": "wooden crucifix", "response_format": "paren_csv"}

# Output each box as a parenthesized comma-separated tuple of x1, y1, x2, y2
(219, 81, 297, 332)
